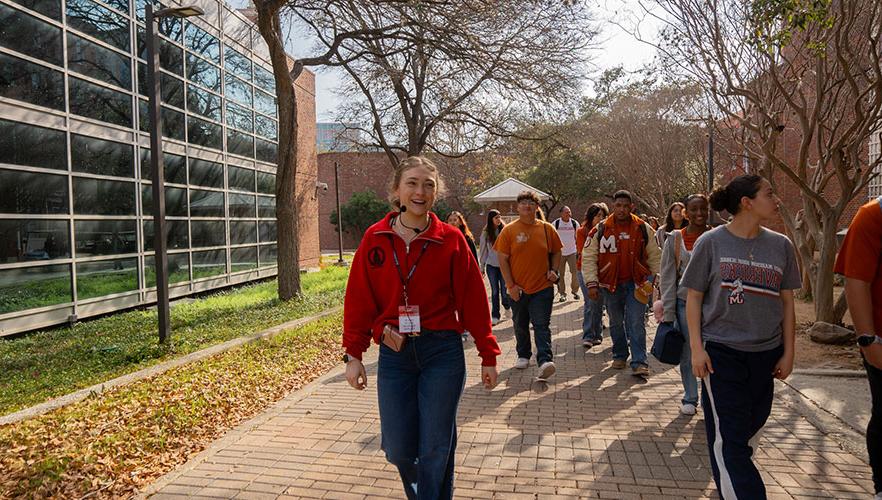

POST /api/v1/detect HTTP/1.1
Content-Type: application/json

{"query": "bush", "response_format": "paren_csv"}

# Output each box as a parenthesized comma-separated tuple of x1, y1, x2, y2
(330, 190, 390, 237)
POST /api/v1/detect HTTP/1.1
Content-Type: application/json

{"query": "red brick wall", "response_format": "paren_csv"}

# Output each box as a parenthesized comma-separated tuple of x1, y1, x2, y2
(293, 70, 320, 268)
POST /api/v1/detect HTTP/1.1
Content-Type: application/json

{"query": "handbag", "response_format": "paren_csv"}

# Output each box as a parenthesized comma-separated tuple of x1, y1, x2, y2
(381, 324, 407, 352)
(651, 230, 685, 364)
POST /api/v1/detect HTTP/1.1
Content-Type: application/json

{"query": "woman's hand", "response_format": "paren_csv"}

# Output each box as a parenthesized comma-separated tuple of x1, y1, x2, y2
(773, 350, 795, 380)
(481, 366, 498, 389)
(345, 359, 367, 390)
(692, 346, 714, 378)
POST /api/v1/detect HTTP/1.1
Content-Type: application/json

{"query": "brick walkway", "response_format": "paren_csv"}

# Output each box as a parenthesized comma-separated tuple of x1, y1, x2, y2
(145, 300, 875, 499)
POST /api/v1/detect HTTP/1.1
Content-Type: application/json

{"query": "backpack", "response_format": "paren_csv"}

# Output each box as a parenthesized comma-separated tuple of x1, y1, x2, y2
(554, 219, 578, 231)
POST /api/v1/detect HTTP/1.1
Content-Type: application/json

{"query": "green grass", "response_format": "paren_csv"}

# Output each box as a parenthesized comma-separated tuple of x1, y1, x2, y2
(0, 266, 349, 416)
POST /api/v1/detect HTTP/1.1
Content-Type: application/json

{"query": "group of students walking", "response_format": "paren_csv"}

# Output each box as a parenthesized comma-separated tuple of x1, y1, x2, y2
(341, 155, 881, 500)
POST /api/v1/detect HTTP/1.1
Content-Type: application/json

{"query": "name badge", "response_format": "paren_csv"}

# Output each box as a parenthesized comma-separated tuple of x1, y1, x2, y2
(398, 305, 421, 334)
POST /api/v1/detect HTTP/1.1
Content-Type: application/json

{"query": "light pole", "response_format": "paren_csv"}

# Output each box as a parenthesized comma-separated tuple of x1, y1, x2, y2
(145, 3, 203, 344)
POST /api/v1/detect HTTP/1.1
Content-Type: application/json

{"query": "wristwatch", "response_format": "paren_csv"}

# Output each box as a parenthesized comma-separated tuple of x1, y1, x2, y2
(343, 353, 354, 363)
(857, 335, 882, 347)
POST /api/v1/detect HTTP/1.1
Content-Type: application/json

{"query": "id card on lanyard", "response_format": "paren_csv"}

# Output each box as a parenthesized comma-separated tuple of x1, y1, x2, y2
(389, 236, 430, 334)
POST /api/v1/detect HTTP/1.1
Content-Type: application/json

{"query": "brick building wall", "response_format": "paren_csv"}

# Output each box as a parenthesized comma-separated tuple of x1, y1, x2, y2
(292, 70, 320, 268)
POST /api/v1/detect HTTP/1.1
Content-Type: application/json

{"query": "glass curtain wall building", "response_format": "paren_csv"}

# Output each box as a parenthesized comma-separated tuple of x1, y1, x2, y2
(0, 0, 282, 335)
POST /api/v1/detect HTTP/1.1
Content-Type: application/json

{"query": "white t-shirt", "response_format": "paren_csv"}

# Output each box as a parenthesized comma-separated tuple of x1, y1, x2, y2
(552, 217, 580, 256)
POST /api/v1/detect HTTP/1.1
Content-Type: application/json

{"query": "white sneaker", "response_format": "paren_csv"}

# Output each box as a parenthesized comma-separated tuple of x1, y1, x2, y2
(558, 294, 567, 302)
(680, 403, 697, 416)
(514, 357, 529, 369)
(491, 317, 500, 326)
(538, 361, 556, 379)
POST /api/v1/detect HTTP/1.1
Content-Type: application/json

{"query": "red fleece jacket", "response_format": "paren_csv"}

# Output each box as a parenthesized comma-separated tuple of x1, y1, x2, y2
(342, 212, 501, 366)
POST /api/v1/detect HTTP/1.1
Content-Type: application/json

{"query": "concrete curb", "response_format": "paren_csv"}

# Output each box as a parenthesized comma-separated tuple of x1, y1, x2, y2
(0, 306, 343, 427)
(792, 368, 867, 378)
(137, 332, 379, 499)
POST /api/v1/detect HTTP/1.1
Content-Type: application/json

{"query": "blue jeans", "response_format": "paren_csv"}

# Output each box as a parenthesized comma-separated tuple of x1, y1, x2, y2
(485, 265, 510, 320)
(377, 330, 466, 500)
(602, 281, 647, 368)
(675, 299, 698, 405)
(577, 272, 603, 342)
(511, 286, 554, 365)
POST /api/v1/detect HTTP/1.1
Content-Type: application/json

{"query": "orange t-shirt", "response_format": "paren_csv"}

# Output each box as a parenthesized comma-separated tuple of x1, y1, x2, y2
(494, 219, 564, 294)
(834, 198, 882, 335)
(681, 228, 701, 251)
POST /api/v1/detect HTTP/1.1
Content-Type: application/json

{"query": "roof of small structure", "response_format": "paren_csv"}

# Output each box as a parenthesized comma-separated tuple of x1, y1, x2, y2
(473, 178, 550, 203)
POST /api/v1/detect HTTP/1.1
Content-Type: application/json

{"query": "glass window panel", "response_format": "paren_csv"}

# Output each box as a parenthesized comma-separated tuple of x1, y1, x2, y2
(230, 246, 256, 272)
(229, 220, 255, 244)
(0, 264, 71, 314)
(0, 219, 69, 262)
(159, 39, 183, 75)
(228, 192, 255, 218)
(0, 119, 66, 170)
(100, 0, 128, 16)
(254, 89, 276, 117)
(186, 84, 221, 120)
(69, 76, 132, 127)
(185, 53, 220, 91)
(258, 220, 276, 243)
(9, 0, 61, 20)
(254, 115, 277, 140)
(66, 0, 129, 52)
(224, 73, 251, 107)
(256, 139, 277, 164)
(139, 149, 186, 183)
(191, 220, 224, 247)
(0, 52, 65, 111)
(253, 65, 275, 93)
(188, 158, 223, 188)
(0, 3, 63, 66)
(143, 219, 187, 250)
(0, 169, 68, 215)
(256, 171, 275, 194)
(158, 16, 182, 41)
(71, 134, 134, 178)
(228, 165, 254, 192)
(259, 243, 276, 267)
(145, 251, 188, 286)
(222, 12, 250, 49)
(192, 248, 225, 279)
(161, 73, 184, 108)
(257, 196, 274, 218)
(133, 0, 153, 21)
(72, 177, 135, 215)
(141, 185, 187, 216)
(224, 45, 251, 81)
(74, 219, 136, 256)
(226, 130, 254, 159)
(76, 257, 138, 299)
(137, 101, 184, 140)
(189, 189, 224, 217)
(68, 32, 131, 90)
(226, 101, 252, 132)
(184, 22, 219, 63)
(187, 116, 222, 150)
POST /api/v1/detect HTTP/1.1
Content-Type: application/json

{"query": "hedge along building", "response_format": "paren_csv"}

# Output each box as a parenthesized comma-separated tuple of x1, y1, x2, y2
(0, 0, 319, 336)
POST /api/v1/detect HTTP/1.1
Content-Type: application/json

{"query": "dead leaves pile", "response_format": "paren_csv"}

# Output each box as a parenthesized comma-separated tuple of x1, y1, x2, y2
(0, 313, 344, 499)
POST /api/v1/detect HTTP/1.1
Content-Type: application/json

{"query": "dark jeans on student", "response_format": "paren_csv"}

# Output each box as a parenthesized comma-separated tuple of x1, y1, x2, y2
(602, 281, 647, 368)
(485, 264, 510, 320)
(577, 272, 603, 342)
(511, 286, 554, 365)
(701, 341, 784, 500)
(865, 356, 882, 494)
(377, 330, 466, 500)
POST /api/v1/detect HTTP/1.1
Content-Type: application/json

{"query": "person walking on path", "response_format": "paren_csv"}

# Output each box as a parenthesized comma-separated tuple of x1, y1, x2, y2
(681, 174, 800, 500)
(342, 156, 500, 500)
(495, 190, 563, 378)
(656, 201, 687, 248)
(659, 194, 711, 416)
(553, 206, 581, 302)
(583, 190, 661, 377)
(834, 195, 882, 500)
(576, 203, 608, 348)
(447, 211, 478, 262)
(479, 209, 510, 326)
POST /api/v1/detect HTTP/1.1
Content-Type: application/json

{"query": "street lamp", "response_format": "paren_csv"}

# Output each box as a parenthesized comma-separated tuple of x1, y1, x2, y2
(145, 3, 203, 344)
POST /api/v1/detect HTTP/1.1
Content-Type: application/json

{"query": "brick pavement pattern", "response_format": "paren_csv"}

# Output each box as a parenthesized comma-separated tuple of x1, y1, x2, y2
(146, 301, 876, 499)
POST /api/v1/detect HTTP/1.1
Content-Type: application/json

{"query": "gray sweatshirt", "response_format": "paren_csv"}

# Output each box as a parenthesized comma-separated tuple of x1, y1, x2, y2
(659, 230, 693, 323)
(478, 230, 500, 269)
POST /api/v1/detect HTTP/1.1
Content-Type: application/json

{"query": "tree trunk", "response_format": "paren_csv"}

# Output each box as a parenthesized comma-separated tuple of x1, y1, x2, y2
(812, 217, 839, 324)
(255, 3, 301, 301)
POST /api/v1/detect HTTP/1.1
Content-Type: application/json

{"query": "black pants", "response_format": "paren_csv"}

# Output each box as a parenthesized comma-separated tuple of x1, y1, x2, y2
(701, 341, 784, 500)
(866, 357, 882, 494)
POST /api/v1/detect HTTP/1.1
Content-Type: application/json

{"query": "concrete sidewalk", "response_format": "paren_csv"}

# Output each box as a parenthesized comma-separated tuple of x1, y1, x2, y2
(145, 300, 876, 499)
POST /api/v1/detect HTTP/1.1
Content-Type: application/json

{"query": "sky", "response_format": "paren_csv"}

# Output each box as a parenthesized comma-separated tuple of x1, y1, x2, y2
(285, 1, 663, 121)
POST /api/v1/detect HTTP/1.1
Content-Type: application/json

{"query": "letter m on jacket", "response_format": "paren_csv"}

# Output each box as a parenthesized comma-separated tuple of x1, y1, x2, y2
(599, 234, 617, 253)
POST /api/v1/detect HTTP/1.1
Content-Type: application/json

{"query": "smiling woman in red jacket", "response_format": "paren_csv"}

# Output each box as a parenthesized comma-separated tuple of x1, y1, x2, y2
(342, 156, 500, 500)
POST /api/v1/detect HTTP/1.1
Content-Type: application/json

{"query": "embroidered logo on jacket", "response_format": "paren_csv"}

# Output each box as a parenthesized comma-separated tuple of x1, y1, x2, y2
(367, 247, 386, 268)
(599, 234, 617, 253)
